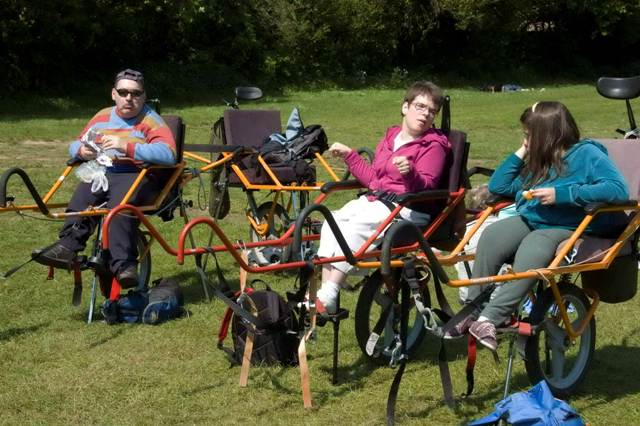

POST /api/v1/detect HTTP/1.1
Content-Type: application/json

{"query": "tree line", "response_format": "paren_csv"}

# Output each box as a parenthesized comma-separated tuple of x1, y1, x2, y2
(2, 0, 640, 95)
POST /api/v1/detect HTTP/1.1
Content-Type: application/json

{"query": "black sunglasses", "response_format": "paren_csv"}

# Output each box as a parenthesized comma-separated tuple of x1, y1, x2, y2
(115, 88, 144, 98)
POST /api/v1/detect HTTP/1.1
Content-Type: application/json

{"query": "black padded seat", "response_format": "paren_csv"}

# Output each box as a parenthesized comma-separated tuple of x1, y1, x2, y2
(162, 115, 185, 163)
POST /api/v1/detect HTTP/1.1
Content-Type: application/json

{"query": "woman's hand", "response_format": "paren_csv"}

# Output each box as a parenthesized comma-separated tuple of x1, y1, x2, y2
(329, 142, 352, 159)
(100, 135, 128, 153)
(392, 156, 411, 175)
(527, 187, 556, 205)
(515, 137, 529, 159)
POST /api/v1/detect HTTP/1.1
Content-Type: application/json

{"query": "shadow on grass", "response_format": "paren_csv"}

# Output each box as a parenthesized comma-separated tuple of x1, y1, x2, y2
(578, 339, 640, 407)
(0, 322, 48, 342)
(397, 367, 532, 425)
(87, 328, 126, 348)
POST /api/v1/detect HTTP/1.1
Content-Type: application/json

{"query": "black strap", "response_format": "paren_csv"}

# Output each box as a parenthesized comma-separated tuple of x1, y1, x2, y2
(438, 341, 456, 408)
(432, 272, 455, 319)
(72, 264, 83, 306)
(197, 248, 263, 328)
(203, 246, 232, 295)
(386, 269, 410, 425)
(386, 362, 405, 426)
(371, 293, 393, 338)
(403, 258, 456, 409)
(363, 190, 398, 211)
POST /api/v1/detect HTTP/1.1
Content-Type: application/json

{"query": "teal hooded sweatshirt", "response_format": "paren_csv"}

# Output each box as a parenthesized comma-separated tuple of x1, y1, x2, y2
(488, 139, 630, 236)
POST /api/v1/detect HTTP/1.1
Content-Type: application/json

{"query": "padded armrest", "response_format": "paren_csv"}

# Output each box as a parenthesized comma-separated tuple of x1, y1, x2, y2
(396, 189, 451, 205)
(585, 200, 638, 214)
(321, 179, 364, 193)
(467, 166, 494, 178)
(486, 194, 513, 206)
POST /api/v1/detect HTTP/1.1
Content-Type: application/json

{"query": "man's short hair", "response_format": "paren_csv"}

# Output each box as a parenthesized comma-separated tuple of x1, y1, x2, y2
(115, 69, 144, 87)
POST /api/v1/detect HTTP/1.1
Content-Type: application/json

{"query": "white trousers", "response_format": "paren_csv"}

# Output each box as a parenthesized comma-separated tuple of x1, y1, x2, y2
(317, 195, 431, 274)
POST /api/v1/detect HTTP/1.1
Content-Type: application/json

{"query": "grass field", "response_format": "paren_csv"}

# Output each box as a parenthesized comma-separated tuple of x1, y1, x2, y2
(1, 84, 640, 425)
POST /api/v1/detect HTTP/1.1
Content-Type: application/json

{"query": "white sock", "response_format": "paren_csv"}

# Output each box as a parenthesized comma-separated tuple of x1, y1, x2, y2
(316, 280, 340, 313)
(477, 315, 490, 322)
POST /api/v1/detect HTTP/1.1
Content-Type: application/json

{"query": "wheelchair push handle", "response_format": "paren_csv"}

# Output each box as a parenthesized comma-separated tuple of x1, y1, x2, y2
(380, 219, 449, 284)
(224, 86, 264, 109)
(0, 167, 49, 214)
(291, 203, 356, 265)
(341, 147, 375, 181)
(596, 75, 640, 137)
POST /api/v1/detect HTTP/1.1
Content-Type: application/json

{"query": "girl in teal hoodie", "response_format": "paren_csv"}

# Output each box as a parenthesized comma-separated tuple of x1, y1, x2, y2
(450, 101, 629, 352)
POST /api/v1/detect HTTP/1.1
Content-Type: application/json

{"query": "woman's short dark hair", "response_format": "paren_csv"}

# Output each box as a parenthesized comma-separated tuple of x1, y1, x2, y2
(404, 81, 444, 110)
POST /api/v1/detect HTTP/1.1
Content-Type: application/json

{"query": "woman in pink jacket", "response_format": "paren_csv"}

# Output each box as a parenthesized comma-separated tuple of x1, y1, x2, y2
(316, 80, 451, 314)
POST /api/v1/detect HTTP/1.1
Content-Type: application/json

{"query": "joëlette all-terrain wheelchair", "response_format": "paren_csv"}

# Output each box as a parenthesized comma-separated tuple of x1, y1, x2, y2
(370, 136, 640, 422)
(189, 86, 374, 266)
(0, 113, 188, 322)
(99, 96, 471, 409)
(0, 87, 347, 322)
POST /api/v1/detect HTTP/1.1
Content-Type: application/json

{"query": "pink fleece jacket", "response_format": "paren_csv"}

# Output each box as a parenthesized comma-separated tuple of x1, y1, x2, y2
(344, 126, 451, 196)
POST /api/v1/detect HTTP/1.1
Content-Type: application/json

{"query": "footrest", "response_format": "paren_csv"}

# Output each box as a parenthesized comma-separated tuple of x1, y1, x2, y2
(496, 321, 533, 337)
(86, 254, 108, 275)
(317, 308, 349, 327)
(31, 250, 86, 271)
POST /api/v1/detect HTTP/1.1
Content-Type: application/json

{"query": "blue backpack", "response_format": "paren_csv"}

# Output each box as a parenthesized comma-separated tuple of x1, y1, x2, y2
(101, 277, 184, 325)
(469, 381, 585, 426)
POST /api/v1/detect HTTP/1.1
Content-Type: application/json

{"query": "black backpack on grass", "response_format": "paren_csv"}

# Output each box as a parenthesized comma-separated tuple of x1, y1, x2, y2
(218, 286, 300, 366)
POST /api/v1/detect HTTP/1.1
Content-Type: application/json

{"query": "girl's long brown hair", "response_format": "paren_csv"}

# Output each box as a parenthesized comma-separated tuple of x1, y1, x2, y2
(520, 101, 580, 187)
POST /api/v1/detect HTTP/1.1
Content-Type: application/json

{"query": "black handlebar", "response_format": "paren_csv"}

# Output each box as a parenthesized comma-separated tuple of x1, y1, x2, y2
(291, 203, 356, 265)
(320, 179, 364, 194)
(341, 147, 375, 180)
(380, 220, 449, 284)
(0, 167, 49, 215)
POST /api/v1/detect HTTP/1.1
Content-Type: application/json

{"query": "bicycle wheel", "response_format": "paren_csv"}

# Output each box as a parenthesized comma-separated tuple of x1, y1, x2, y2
(355, 269, 426, 364)
(524, 282, 595, 398)
(249, 201, 292, 264)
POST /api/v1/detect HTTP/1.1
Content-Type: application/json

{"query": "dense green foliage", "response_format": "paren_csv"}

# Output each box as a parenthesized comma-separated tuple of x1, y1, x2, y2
(3, 0, 640, 94)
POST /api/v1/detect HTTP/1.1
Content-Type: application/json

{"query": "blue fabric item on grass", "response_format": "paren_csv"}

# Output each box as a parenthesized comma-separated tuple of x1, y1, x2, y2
(468, 381, 585, 426)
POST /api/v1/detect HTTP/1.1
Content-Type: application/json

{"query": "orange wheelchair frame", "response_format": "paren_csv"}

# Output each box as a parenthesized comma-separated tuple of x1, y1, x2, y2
(373, 137, 640, 422)
(99, 125, 470, 409)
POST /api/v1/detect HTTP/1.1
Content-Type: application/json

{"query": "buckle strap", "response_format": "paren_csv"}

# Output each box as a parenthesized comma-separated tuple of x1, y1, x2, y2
(361, 190, 398, 211)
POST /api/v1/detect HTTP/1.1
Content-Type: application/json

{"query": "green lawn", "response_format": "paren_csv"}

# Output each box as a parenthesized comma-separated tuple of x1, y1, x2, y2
(1, 84, 640, 425)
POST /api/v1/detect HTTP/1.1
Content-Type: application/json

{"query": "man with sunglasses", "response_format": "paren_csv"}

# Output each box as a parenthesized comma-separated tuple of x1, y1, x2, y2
(33, 69, 176, 289)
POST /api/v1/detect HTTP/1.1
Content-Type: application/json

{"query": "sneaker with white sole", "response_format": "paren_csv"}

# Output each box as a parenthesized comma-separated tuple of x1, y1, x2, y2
(443, 313, 477, 339)
(469, 320, 498, 352)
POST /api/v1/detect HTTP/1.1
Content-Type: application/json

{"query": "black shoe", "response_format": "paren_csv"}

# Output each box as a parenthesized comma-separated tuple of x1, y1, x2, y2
(116, 265, 139, 289)
(32, 243, 77, 270)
